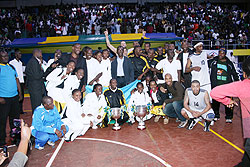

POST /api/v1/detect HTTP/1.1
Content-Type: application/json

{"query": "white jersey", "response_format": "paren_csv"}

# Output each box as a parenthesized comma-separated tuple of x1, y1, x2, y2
(98, 59, 111, 87)
(187, 88, 207, 112)
(86, 58, 101, 84)
(189, 51, 210, 86)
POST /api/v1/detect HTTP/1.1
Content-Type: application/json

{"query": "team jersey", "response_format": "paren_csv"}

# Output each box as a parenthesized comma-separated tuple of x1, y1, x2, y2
(187, 88, 207, 112)
(189, 51, 211, 86)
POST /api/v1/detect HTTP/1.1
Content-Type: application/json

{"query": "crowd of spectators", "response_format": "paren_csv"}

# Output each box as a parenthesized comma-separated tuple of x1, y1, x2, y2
(0, 2, 249, 48)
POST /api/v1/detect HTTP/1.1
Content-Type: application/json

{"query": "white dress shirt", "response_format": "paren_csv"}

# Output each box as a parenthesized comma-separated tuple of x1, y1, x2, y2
(9, 58, 24, 83)
(117, 56, 125, 77)
(86, 58, 101, 84)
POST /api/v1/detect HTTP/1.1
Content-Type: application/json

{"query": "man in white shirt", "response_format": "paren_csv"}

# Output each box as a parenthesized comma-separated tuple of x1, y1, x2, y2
(156, 50, 181, 82)
(134, 24, 139, 33)
(85, 48, 102, 85)
(115, 22, 121, 34)
(98, 49, 111, 87)
(9, 49, 25, 114)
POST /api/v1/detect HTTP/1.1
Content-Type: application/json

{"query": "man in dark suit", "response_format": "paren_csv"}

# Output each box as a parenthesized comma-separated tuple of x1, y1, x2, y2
(111, 46, 134, 88)
(25, 48, 46, 113)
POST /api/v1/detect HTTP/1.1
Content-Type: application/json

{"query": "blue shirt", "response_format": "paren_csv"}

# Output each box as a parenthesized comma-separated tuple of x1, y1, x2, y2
(31, 105, 63, 135)
(0, 63, 18, 97)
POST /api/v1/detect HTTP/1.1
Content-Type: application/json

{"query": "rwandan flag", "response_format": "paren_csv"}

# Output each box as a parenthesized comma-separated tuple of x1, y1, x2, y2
(85, 80, 140, 103)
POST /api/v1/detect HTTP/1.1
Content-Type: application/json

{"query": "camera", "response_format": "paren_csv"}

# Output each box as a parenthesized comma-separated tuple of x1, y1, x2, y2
(3, 146, 8, 157)
(13, 119, 21, 128)
(10, 119, 21, 145)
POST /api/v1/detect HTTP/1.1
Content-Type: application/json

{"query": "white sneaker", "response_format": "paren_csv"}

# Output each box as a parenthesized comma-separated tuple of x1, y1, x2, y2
(47, 141, 55, 146)
(214, 118, 220, 121)
(178, 120, 188, 128)
(35, 144, 44, 150)
(154, 116, 161, 122)
(210, 120, 214, 126)
(226, 119, 232, 123)
(163, 117, 169, 124)
(92, 125, 98, 129)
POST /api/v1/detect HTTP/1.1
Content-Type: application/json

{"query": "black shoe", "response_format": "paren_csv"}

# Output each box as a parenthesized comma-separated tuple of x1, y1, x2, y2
(128, 122, 133, 126)
(186, 119, 195, 130)
(204, 120, 211, 132)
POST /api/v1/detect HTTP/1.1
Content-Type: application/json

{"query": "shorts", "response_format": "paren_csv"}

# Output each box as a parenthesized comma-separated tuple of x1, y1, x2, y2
(182, 108, 214, 120)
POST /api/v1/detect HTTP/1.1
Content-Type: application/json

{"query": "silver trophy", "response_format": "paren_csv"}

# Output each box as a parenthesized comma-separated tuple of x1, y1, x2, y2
(111, 108, 121, 131)
(136, 105, 147, 130)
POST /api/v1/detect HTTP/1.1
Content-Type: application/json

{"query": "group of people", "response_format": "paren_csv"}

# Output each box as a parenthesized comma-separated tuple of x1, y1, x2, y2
(0, 2, 249, 48)
(1, 34, 250, 166)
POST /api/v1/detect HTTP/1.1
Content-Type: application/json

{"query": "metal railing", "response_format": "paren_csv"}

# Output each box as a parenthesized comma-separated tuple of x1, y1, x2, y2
(190, 39, 250, 50)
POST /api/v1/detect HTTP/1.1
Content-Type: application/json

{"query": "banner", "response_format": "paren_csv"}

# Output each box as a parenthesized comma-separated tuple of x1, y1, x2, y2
(85, 80, 140, 103)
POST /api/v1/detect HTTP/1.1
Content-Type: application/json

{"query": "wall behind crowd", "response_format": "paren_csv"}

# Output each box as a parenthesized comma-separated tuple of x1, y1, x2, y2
(0, 0, 249, 8)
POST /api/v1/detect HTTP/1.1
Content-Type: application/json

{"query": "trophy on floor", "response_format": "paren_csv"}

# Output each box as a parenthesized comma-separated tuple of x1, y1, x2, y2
(136, 105, 147, 130)
(111, 108, 121, 131)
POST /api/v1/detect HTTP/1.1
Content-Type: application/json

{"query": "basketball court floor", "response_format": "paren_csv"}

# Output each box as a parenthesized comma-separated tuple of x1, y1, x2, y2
(1, 97, 245, 167)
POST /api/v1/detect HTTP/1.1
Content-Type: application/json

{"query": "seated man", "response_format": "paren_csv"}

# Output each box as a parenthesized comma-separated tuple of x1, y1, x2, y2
(31, 96, 68, 150)
(82, 84, 107, 129)
(103, 79, 129, 127)
(160, 73, 186, 128)
(181, 80, 215, 131)
(128, 82, 153, 123)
